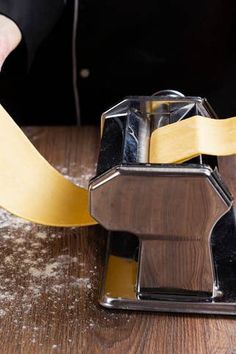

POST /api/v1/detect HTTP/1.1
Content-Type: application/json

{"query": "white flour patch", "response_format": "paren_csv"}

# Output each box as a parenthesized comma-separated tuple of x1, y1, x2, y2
(56, 164, 96, 188)
(14, 237, 25, 244)
(0, 309, 6, 317)
(0, 208, 97, 340)
(71, 277, 90, 287)
(35, 231, 47, 240)
(0, 209, 32, 230)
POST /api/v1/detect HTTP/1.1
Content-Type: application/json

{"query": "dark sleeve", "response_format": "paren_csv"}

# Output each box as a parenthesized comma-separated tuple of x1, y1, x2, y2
(0, 0, 65, 64)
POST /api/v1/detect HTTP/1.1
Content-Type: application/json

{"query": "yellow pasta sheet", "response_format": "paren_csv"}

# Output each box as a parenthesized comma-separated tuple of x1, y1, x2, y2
(150, 115, 236, 164)
(0, 105, 96, 227)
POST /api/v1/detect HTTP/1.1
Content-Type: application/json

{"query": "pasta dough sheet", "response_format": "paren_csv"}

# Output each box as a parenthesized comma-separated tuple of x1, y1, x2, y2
(150, 115, 236, 164)
(0, 105, 96, 227)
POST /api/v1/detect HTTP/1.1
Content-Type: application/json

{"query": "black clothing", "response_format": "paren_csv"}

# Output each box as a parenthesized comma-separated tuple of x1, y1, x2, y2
(1, 0, 236, 125)
(0, 0, 64, 65)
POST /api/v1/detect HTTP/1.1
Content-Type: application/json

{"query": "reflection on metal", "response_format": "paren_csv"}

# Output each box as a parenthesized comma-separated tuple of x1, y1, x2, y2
(89, 91, 236, 314)
(105, 255, 137, 299)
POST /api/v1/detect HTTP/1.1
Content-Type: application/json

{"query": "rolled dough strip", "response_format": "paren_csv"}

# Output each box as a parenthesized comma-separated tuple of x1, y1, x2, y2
(0, 105, 96, 227)
(150, 115, 236, 164)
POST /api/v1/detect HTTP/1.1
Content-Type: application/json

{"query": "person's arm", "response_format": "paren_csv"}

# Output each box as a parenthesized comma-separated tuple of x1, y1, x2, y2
(0, 0, 65, 67)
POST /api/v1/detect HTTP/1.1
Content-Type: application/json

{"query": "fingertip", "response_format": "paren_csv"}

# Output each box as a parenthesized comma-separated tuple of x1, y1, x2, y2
(0, 59, 5, 73)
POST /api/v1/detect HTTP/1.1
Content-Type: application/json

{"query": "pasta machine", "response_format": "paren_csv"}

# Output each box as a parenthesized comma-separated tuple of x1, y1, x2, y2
(89, 90, 236, 314)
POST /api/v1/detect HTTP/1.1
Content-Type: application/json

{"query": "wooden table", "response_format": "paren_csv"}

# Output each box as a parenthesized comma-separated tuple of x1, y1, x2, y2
(0, 126, 236, 354)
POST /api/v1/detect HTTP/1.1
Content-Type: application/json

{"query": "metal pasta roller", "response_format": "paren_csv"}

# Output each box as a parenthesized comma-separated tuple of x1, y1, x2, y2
(89, 90, 236, 314)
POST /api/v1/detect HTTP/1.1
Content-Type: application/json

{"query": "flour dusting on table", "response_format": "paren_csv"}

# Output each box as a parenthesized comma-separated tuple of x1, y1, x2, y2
(56, 164, 97, 188)
(0, 207, 96, 301)
(0, 166, 99, 339)
(0, 164, 131, 349)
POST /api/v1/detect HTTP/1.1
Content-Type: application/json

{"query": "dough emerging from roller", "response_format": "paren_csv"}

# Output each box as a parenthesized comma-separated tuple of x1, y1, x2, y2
(150, 115, 236, 164)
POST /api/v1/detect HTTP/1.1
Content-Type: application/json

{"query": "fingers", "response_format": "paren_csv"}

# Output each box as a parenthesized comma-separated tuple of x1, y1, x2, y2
(0, 15, 22, 70)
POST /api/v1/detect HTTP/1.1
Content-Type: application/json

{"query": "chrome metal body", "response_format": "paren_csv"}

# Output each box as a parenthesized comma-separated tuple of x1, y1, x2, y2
(89, 91, 236, 314)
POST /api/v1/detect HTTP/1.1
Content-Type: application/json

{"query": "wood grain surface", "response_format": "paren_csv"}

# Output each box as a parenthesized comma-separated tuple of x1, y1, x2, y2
(0, 126, 235, 354)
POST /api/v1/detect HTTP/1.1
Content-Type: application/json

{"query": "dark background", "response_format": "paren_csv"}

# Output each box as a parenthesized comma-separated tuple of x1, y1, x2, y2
(0, 2, 75, 126)
(1, 0, 236, 126)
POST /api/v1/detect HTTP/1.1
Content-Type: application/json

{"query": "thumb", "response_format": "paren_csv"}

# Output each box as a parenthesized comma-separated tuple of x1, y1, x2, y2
(0, 47, 9, 72)
(0, 15, 22, 71)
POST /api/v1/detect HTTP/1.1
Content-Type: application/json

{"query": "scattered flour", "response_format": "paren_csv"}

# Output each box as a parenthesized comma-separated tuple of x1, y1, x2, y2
(0, 309, 6, 317)
(71, 277, 90, 287)
(56, 164, 97, 188)
(0, 164, 97, 328)
(35, 231, 47, 240)
(0, 162, 129, 347)
(0, 205, 98, 343)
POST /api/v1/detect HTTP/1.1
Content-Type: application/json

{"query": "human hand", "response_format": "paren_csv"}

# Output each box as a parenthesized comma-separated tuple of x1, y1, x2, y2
(0, 14, 22, 70)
